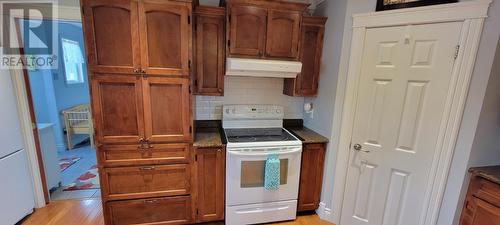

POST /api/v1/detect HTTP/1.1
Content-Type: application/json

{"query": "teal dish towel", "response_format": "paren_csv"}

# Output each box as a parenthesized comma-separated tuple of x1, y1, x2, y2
(264, 153, 280, 190)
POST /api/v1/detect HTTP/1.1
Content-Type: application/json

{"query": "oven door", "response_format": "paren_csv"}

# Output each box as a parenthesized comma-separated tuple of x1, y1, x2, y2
(226, 146, 302, 206)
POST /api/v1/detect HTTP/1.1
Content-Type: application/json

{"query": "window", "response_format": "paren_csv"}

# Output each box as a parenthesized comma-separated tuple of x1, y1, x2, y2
(62, 38, 85, 84)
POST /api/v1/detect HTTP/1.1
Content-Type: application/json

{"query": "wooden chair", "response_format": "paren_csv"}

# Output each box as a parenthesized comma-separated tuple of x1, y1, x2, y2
(62, 104, 94, 150)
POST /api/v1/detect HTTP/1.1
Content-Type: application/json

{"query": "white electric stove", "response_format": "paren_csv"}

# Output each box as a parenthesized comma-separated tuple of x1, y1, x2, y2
(223, 105, 302, 225)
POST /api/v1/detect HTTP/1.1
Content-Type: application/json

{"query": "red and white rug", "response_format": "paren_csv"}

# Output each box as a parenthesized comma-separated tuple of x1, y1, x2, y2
(59, 157, 81, 172)
(63, 165, 100, 191)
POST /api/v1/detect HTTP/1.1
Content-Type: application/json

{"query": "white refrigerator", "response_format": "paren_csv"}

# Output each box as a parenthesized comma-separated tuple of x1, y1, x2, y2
(0, 72, 36, 224)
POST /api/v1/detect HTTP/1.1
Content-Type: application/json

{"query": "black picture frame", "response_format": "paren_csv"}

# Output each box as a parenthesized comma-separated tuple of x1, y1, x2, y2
(376, 0, 458, 11)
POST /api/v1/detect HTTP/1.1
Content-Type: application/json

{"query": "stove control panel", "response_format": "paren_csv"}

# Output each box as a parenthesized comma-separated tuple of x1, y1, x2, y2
(223, 105, 284, 120)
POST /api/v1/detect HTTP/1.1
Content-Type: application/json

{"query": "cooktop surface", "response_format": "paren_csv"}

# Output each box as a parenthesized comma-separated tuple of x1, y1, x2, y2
(224, 128, 299, 143)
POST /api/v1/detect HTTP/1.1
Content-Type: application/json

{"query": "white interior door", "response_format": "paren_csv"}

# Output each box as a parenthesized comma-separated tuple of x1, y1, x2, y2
(340, 22, 462, 225)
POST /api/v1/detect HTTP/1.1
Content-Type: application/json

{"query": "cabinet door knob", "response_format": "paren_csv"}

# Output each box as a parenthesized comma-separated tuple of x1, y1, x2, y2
(218, 88, 223, 93)
(139, 166, 155, 171)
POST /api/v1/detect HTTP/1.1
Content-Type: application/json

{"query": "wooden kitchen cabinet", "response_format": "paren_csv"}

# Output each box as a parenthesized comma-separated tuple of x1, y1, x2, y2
(298, 143, 326, 212)
(139, 0, 191, 76)
(460, 172, 500, 225)
(90, 74, 145, 144)
(81, 0, 141, 74)
(195, 147, 225, 222)
(194, 6, 226, 96)
(228, 5, 267, 57)
(284, 16, 327, 97)
(82, 0, 192, 77)
(105, 196, 193, 225)
(226, 0, 308, 60)
(265, 10, 301, 59)
(142, 77, 192, 143)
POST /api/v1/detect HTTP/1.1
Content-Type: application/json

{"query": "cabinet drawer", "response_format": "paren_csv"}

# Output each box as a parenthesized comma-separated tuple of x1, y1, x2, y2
(98, 143, 190, 167)
(474, 179, 500, 207)
(107, 196, 192, 225)
(101, 164, 191, 201)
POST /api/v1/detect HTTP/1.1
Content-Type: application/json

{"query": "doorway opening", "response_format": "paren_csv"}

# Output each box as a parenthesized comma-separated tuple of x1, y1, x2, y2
(19, 19, 99, 201)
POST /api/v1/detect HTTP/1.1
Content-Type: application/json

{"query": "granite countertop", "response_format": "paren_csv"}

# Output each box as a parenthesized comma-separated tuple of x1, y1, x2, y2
(469, 166, 500, 185)
(193, 131, 224, 148)
(286, 127, 329, 144)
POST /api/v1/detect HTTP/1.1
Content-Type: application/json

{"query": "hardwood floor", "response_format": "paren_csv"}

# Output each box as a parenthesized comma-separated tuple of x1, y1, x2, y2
(21, 199, 334, 225)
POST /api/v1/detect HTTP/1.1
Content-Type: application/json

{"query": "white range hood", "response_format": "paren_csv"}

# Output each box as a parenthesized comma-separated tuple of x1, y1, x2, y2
(226, 58, 302, 78)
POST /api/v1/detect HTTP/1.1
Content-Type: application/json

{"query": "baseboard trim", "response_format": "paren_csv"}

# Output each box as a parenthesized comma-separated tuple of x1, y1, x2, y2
(316, 202, 333, 222)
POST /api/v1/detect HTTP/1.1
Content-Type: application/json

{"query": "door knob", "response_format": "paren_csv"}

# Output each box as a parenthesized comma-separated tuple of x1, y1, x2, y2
(353, 144, 370, 153)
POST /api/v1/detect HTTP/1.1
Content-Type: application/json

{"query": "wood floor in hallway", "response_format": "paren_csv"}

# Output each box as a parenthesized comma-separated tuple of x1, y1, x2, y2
(20, 199, 335, 225)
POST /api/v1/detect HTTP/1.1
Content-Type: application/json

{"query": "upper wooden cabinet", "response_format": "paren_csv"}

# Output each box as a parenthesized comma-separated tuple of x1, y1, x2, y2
(226, 0, 308, 60)
(81, 0, 141, 74)
(81, 0, 192, 77)
(139, 1, 191, 75)
(266, 10, 301, 59)
(194, 6, 226, 96)
(284, 16, 327, 97)
(228, 5, 267, 57)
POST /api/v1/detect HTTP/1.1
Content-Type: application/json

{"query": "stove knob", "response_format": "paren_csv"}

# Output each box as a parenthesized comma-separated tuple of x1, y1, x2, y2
(276, 109, 282, 114)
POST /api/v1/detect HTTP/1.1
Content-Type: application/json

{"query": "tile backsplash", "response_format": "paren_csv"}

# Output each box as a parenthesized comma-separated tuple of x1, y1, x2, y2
(195, 76, 305, 120)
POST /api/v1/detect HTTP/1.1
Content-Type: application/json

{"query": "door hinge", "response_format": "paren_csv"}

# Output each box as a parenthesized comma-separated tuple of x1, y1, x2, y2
(31, 122, 37, 130)
(228, 40, 231, 47)
(189, 60, 192, 69)
(189, 126, 192, 133)
(194, 79, 198, 87)
(188, 15, 191, 24)
(196, 209, 199, 215)
(189, 85, 192, 94)
(349, 142, 352, 149)
(195, 154, 197, 161)
(454, 45, 460, 60)
(228, 14, 231, 23)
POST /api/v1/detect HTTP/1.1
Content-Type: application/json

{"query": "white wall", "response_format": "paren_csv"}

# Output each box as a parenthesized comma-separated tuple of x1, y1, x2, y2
(437, 1, 500, 224)
(195, 76, 304, 120)
(304, 0, 377, 218)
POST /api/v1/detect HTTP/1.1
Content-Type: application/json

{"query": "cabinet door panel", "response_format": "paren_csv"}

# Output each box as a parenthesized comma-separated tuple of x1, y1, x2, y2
(139, 1, 190, 76)
(102, 164, 191, 201)
(470, 198, 500, 225)
(195, 12, 225, 95)
(81, 0, 140, 74)
(298, 144, 326, 211)
(91, 74, 144, 144)
(266, 10, 301, 59)
(106, 196, 192, 225)
(143, 77, 191, 143)
(196, 148, 225, 222)
(229, 5, 267, 57)
(298, 24, 324, 96)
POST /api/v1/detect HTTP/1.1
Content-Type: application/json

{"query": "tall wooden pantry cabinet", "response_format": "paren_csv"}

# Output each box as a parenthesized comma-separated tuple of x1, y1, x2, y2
(81, 0, 194, 224)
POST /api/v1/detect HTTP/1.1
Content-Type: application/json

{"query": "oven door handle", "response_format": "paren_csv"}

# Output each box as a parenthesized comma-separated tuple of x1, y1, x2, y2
(227, 148, 301, 156)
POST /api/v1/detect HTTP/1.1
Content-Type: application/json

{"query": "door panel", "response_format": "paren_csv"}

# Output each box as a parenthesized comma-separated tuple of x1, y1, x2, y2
(106, 196, 192, 225)
(195, 13, 225, 95)
(341, 22, 463, 225)
(196, 148, 225, 222)
(143, 77, 191, 143)
(139, 1, 190, 76)
(101, 164, 191, 201)
(265, 10, 300, 59)
(97, 143, 190, 167)
(229, 5, 267, 57)
(91, 74, 144, 144)
(81, 0, 140, 74)
(297, 23, 323, 96)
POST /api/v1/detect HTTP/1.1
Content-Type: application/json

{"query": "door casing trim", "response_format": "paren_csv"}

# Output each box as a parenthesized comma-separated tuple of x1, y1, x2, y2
(6, 4, 81, 208)
(330, 0, 491, 224)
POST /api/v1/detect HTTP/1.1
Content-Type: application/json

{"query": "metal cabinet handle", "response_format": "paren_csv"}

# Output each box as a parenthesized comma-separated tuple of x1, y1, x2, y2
(144, 199, 158, 204)
(353, 144, 370, 153)
(134, 68, 140, 73)
(139, 166, 155, 171)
